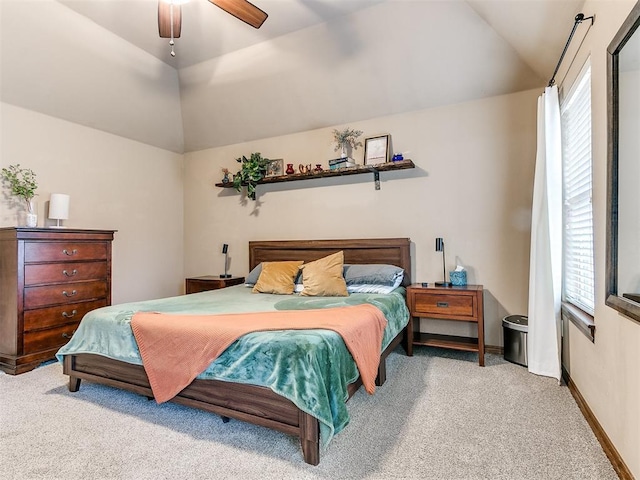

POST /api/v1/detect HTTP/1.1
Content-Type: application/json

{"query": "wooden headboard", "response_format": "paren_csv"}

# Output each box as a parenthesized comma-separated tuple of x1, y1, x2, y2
(248, 238, 411, 286)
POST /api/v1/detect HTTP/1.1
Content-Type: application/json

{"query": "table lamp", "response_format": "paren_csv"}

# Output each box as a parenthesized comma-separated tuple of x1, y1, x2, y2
(49, 194, 70, 228)
(220, 243, 231, 278)
(435, 237, 451, 287)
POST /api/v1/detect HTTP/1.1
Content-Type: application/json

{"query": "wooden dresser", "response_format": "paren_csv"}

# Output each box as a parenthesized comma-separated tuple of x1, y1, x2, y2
(0, 227, 115, 374)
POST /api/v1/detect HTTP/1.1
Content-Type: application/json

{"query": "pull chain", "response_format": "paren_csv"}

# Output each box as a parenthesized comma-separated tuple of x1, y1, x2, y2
(169, 0, 176, 57)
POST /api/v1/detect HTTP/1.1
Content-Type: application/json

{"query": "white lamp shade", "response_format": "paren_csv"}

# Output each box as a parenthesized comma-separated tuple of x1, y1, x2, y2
(49, 194, 70, 220)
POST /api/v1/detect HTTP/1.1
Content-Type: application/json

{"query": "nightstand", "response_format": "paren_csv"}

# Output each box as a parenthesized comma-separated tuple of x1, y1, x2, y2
(185, 276, 245, 294)
(406, 284, 484, 366)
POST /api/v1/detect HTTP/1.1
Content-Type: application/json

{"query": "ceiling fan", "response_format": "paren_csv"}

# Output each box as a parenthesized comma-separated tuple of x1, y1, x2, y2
(158, 0, 268, 56)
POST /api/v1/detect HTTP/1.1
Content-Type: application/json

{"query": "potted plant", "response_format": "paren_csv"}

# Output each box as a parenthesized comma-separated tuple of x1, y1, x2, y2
(333, 127, 363, 160)
(232, 152, 270, 200)
(1, 164, 38, 226)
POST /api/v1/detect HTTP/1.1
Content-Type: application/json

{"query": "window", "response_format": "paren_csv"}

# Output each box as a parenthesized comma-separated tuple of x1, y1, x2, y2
(560, 61, 595, 319)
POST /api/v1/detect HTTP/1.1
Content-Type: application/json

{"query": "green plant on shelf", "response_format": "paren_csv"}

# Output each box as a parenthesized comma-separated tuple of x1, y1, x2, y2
(332, 127, 363, 158)
(232, 152, 270, 200)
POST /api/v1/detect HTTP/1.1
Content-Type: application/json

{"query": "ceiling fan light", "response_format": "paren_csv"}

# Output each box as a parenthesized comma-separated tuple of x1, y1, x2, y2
(158, 0, 182, 39)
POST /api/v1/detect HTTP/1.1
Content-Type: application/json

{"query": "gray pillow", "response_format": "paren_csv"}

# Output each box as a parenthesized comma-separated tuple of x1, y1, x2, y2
(343, 264, 404, 287)
(245, 263, 263, 286)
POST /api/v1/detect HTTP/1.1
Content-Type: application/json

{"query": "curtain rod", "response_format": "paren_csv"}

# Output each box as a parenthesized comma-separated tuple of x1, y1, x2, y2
(548, 13, 595, 87)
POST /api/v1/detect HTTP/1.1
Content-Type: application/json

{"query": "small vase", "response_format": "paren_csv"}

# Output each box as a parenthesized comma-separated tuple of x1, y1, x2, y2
(24, 200, 37, 227)
(286, 163, 295, 174)
(340, 145, 347, 159)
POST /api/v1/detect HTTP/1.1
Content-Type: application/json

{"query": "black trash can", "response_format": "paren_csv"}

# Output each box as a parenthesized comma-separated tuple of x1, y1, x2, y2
(502, 315, 528, 367)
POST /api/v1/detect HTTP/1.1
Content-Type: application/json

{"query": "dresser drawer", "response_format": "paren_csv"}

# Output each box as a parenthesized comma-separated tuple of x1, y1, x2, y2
(23, 322, 80, 354)
(24, 281, 108, 309)
(25, 242, 107, 263)
(412, 292, 476, 319)
(23, 299, 108, 331)
(24, 262, 108, 286)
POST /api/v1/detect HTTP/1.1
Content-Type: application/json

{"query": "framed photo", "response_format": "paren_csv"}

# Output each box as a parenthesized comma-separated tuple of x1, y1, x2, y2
(364, 134, 390, 166)
(265, 159, 284, 177)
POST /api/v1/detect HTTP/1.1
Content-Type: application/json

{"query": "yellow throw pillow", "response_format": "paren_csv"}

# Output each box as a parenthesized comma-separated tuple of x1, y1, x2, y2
(300, 251, 348, 297)
(252, 261, 304, 294)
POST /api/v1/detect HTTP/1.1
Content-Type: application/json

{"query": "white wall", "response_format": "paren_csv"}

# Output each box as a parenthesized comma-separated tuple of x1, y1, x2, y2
(178, 0, 543, 152)
(183, 88, 538, 348)
(0, 103, 185, 303)
(0, 0, 184, 153)
(556, 1, 640, 477)
(0, 0, 187, 303)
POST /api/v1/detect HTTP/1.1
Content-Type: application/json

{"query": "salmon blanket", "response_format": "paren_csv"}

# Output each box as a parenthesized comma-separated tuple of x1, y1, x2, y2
(131, 304, 387, 403)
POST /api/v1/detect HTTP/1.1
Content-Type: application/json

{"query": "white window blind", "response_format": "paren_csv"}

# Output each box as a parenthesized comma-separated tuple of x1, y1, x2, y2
(561, 62, 595, 315)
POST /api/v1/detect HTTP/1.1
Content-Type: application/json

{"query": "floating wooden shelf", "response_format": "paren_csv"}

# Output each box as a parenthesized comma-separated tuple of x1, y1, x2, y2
(215, 159, 415, 191)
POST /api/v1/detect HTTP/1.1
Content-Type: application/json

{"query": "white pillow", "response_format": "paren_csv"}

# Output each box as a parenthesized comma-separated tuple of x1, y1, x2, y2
(347, 283, 400, 294)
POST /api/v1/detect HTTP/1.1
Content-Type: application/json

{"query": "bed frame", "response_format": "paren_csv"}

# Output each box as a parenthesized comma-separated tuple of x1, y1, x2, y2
(62, 238, 412, 465)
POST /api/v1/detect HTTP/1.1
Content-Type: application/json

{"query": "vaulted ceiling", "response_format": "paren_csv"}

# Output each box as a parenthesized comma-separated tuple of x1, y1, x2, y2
(1, 0, 585, 153)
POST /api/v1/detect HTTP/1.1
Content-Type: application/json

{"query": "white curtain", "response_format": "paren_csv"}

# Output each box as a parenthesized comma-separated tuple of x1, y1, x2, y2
(527, 86, 562, 381)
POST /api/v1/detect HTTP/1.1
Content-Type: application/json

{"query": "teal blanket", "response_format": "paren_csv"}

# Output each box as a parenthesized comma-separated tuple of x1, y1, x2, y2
(56, 285, 409, 448)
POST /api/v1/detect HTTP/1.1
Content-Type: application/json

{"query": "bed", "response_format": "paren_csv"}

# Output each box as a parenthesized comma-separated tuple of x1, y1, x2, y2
(58, 238, 412, 465)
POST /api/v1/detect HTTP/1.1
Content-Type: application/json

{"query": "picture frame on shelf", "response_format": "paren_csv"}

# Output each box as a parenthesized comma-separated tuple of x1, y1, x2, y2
(364, 134, 390, 166)
(265, 159, 284, 177)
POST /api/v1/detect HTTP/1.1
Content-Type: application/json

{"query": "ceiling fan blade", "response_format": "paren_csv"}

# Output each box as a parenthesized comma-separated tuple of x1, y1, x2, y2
(158, 1, 182, 38)
(209, 0, 268, 29)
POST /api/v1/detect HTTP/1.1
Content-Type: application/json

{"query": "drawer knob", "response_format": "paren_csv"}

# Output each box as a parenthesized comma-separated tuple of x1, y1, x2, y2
(62, 309, 77, 318)
(63, 269, 78, 277)
(61, 330, 76, 339)
(62, 289, 78, 297)
(62, 248, 78, 256)
(437, 302, 449, 308)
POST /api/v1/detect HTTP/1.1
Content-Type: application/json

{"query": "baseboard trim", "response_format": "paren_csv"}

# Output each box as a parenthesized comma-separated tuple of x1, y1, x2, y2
(485, 344, 503, 355)
(562, 367, 635, 480)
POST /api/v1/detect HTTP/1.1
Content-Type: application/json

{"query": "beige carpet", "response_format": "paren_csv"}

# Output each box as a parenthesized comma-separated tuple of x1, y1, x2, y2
(0, 348, 617, 480)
